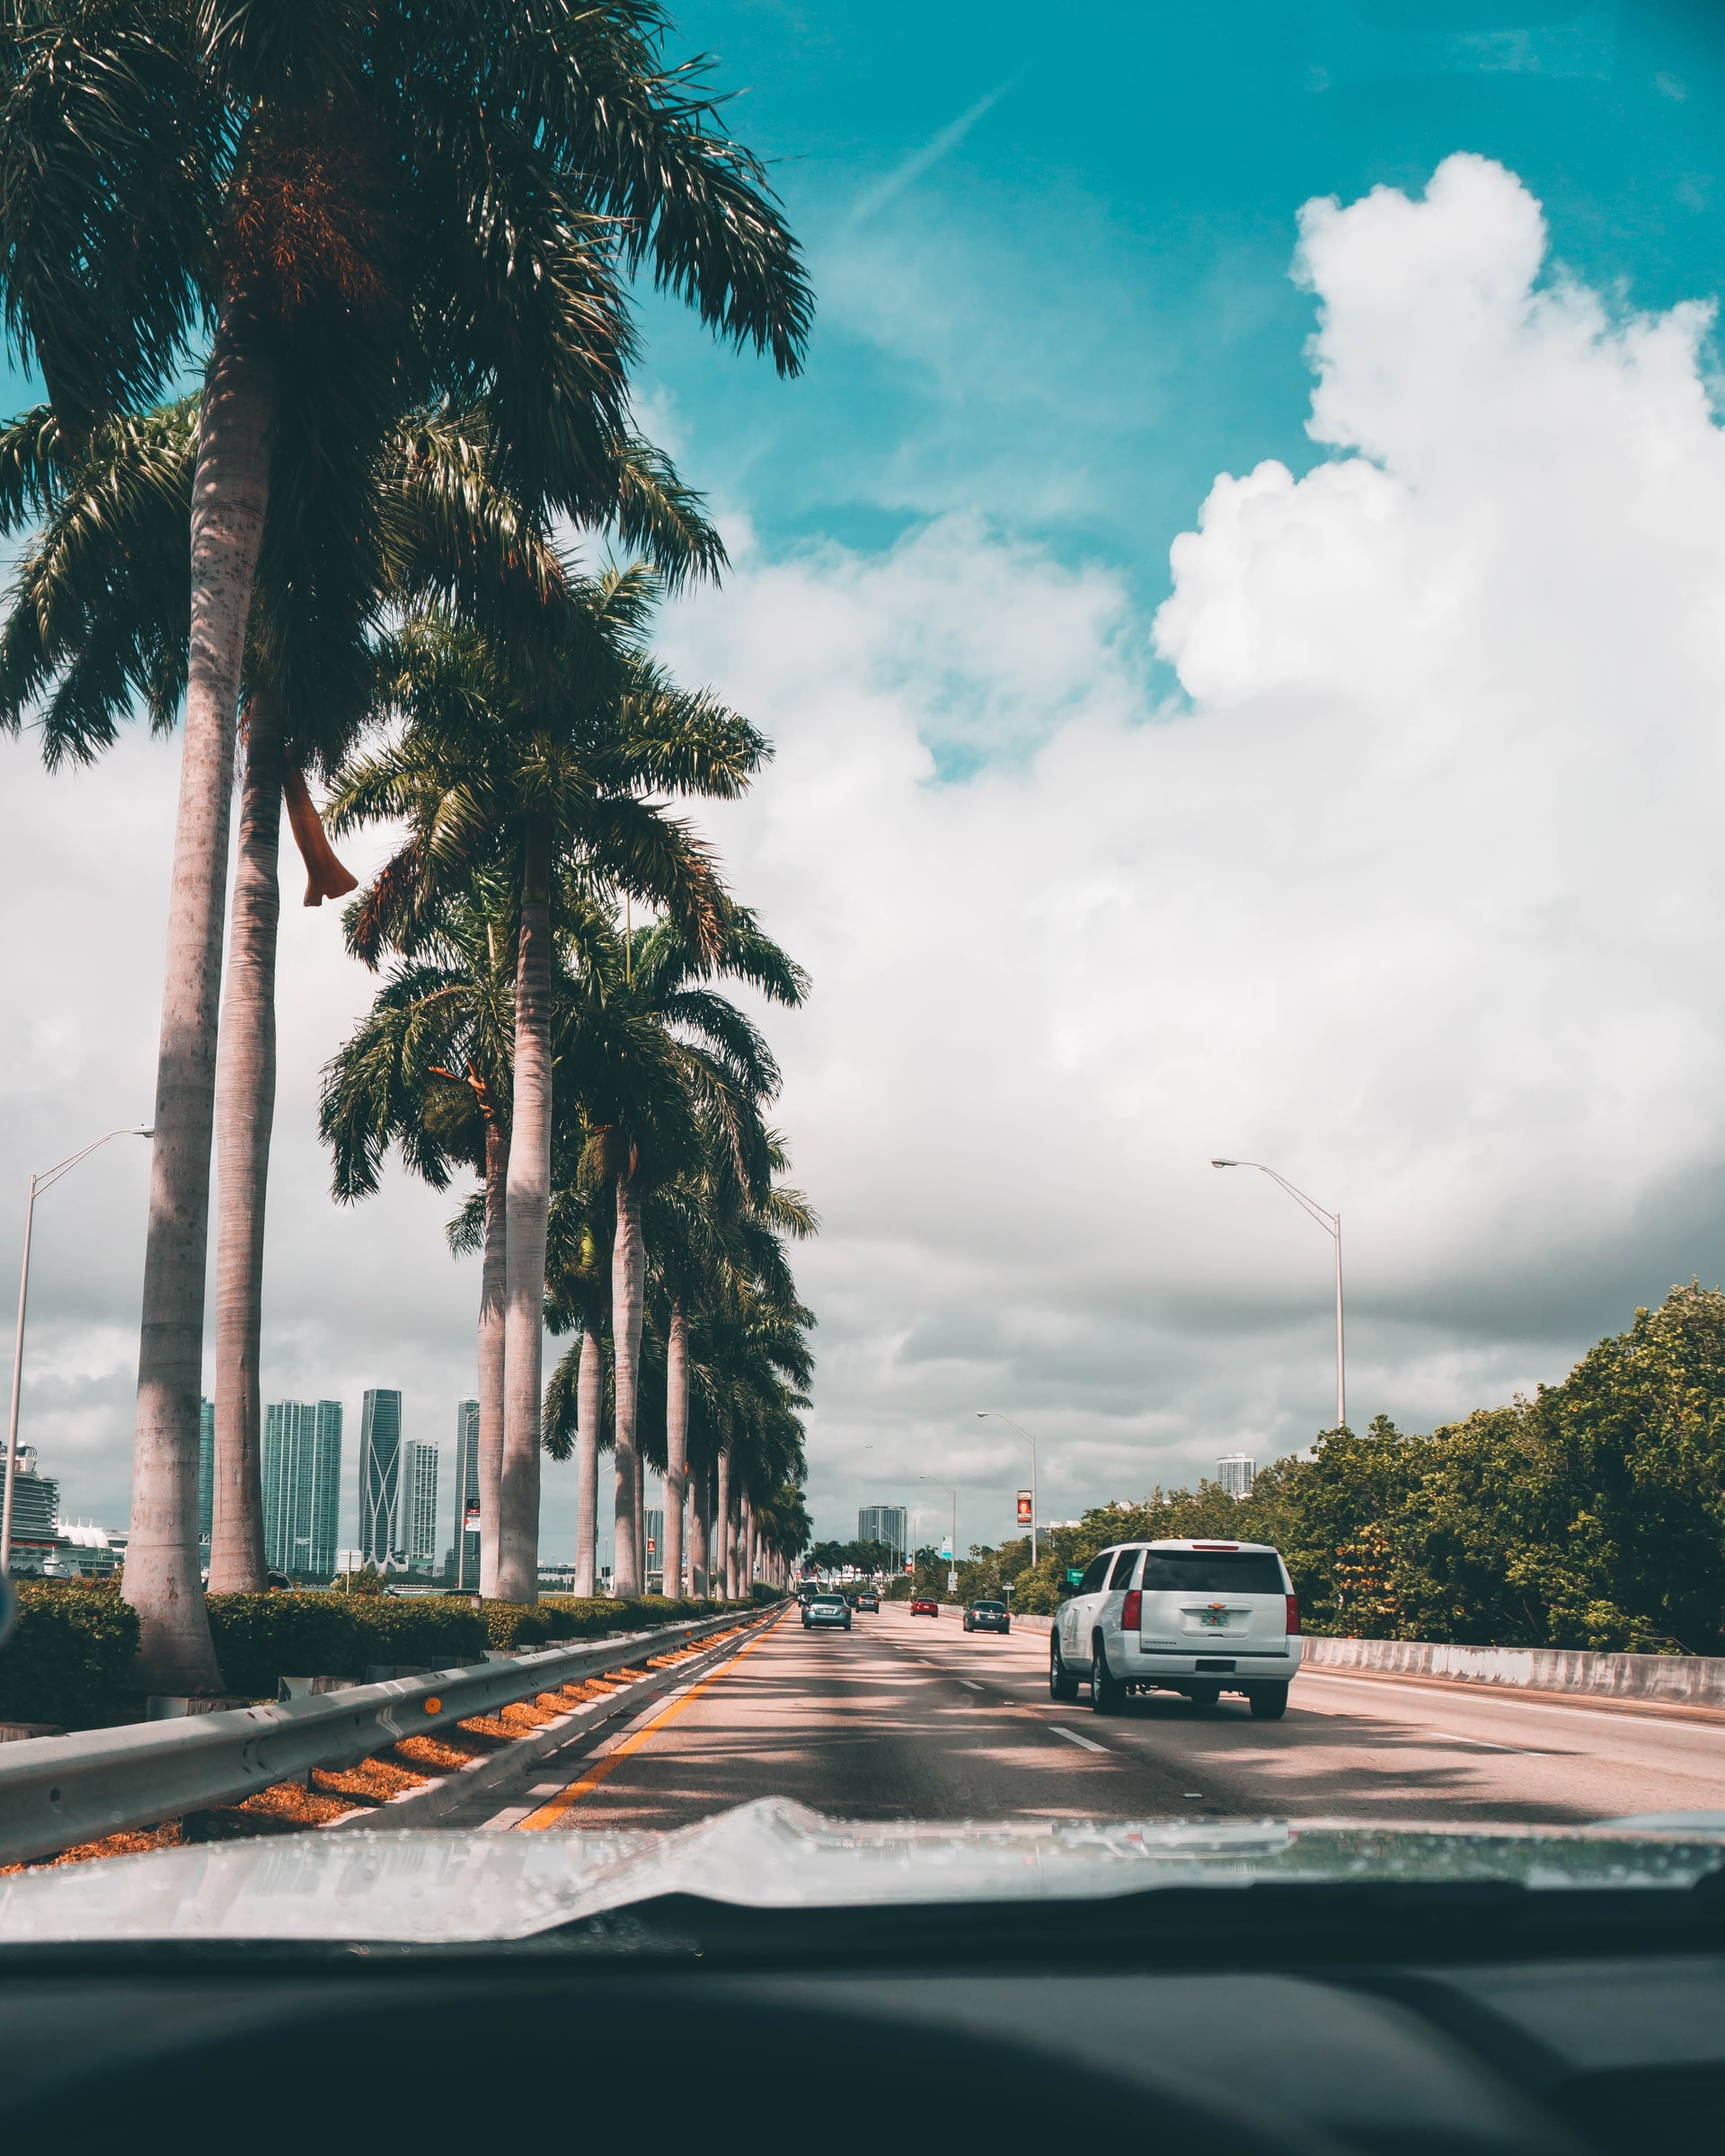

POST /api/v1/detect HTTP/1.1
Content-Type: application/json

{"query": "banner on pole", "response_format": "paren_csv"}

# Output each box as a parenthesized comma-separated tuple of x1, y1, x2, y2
(1016, 1490, 1032, 1525)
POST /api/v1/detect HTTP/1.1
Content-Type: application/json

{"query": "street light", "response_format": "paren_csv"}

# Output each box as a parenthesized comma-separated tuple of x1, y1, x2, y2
(3, 1127, 152, 1576)
(1211, 1159, 1346, 1433)
(976, 1409, 1039, 1565)
(919, 1475, 958, 1595)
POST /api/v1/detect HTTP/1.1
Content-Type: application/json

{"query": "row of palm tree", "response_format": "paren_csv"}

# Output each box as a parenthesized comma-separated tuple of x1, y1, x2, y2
(0, 2, 813, 1689)
(320, 646, 817, 1604)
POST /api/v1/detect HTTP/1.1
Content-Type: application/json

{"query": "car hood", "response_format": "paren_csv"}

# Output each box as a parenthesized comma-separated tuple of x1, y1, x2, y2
(3, 1799, 1724, 1945)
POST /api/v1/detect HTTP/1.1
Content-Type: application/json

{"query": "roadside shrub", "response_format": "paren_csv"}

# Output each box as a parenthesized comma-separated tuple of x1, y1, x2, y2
(207, 1593, 489, 1697)
(0, 1581, 140, 1729)
(485, 1594, 732, 1650)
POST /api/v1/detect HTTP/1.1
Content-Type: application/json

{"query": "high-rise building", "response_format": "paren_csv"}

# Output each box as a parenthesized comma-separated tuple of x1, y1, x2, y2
(358, 1389, 403, 1562)
(262, 1401, 343, 1576)
(453, 1399, 481, 1589)
(1217, 1454, 1256, 1498)
(4, 1445, 59, 1572)
(403, 1440, 439, 1570)
(858, 1504, 908, 1557)
(197, 1398, 214, 1553)
(644, 1507, 663, 1563)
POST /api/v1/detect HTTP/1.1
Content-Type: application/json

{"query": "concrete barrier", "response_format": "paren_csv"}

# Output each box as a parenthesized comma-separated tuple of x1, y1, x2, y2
(914, 1604, 1724, 1706)
(1305, 1634, 1725, 1708)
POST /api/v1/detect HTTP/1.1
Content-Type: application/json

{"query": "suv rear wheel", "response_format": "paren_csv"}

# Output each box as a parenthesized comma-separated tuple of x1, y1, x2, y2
(1249, 1683, 1289, 1720)
(1091, 1638, 1127, 1714)
(1048, 1633, 1080, 1701)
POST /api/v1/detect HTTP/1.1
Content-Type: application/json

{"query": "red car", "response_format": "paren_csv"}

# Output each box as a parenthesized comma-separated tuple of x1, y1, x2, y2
(909, 1597, 939, 1617)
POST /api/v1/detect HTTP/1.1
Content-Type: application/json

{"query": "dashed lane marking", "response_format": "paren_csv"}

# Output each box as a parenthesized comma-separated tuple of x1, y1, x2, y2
(1050, 1725, 1109, 1754)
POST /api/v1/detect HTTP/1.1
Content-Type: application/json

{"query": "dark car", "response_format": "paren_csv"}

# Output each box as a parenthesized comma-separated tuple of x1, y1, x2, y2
(964, 1599, 1011, 1634)
(802, 1592, 852, 1631)
(854, 1590, 880, 1612)
(909, 1597, 939, 1617)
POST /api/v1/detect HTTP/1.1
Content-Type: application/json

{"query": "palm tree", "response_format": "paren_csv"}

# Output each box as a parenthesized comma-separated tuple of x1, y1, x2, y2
(332, 582, 765, 1597)
(0, 392, 721, 1601)
(0, 1, 810, 1687)
(319, 870, 526, 1590)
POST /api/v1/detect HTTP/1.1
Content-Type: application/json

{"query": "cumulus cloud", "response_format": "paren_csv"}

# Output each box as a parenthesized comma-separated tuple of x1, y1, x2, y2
(4, 153, 1725, 1556)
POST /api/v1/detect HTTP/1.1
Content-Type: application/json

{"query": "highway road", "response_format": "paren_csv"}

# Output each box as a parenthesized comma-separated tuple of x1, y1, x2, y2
(440, 1603, 1725, 1835)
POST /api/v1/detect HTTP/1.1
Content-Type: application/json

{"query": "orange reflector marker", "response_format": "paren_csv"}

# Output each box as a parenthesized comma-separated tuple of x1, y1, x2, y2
(423, 1697, 442, 1715)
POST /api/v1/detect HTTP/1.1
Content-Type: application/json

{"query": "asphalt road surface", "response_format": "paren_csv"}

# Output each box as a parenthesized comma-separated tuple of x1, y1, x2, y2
(452, 1603, 1725, 1835)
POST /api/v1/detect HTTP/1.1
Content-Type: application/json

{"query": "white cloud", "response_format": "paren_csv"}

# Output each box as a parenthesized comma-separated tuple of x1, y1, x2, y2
(659, 153, 1725, 1542)
(5, 154, 1725, 1558)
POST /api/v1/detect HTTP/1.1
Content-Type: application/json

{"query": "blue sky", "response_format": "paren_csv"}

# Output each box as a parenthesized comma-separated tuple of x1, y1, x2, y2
(636, 0, 1725, 635)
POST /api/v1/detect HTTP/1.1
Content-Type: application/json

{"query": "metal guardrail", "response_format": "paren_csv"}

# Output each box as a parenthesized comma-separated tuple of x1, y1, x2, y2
(0, 1608, 764, 1868)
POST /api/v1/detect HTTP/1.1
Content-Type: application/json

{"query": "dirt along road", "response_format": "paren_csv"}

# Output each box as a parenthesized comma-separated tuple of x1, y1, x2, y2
(422, 1602, 1725, 1835)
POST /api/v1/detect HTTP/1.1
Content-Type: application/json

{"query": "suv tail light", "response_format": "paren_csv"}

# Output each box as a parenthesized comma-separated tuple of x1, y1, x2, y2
(1286, 1594, 1301, 1635)
(1121, 1589, 1142, 1630)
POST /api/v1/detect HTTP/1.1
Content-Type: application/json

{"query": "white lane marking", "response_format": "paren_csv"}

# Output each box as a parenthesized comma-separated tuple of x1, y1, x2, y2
(528, 1782, 567, 1795)
(482, 1805, 534, 1831)
(1427, 1731, 1547, 1755)
(1051, 1725, 1109, 1754)
(960, 1680, 983, 1691)
(1296, 1671, 1725, 1736)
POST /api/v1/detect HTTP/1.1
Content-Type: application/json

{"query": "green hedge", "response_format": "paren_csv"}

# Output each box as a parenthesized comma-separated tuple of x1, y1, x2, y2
(0, 1582, 785, 1732)
(484, 1593, 733, 1651)
(0, 1582, 141, 1729)
(206, 1593, 490, 1698)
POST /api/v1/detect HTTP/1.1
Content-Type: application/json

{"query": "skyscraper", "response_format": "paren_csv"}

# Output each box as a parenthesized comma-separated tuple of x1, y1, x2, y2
(403, 1440, 439, 1570)
(358, 1388, 403, 1562)
(1217, 1454, 1256, 1498)
(197, 1398, 214, 1554)
(262, 1401, 343, 1576)
(453, 1399, 480, 1589)
(858, 1504, 908, 1557)
(308, 1401, 342, 1573)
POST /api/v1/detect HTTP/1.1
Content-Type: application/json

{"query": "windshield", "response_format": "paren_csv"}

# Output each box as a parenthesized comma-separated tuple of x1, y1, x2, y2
(4, 1, 1725, 1960)
(1141, 1554, 1285, 1595)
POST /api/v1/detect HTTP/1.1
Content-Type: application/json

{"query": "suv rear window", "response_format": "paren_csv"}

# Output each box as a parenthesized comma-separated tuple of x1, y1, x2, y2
(1140, 1551, 1284, 1594)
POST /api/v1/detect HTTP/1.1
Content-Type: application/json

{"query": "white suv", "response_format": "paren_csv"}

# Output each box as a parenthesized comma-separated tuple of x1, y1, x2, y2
(1048, 1537, 1301, 1719)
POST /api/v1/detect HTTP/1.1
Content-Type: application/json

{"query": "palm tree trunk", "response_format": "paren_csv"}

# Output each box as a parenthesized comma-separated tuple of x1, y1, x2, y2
(476, 1115, 509, 1597)
(128, 326, 276, 1692)
(572, 1323, 602, 1596)
(715, 1447, 733, 1601)
(689, 1461, 710, 1596)
(499, 815, 553, 1604)
(208, 689, 283, 1593)
(634, 1445, 645, 1586)
(610, 1169, 645, 1595)
(663, 1296, 687, 1603)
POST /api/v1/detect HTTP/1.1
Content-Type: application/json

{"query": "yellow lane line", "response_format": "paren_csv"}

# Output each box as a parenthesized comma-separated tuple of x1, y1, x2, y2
(518, 1610, 787, 1829)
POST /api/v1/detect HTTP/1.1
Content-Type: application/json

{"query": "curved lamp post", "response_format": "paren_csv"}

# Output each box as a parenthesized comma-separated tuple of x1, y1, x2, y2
(976, 1409, 1038, 1565)
(3, 1127, 152, 1576)
(1211, 1158, 1346, 1434)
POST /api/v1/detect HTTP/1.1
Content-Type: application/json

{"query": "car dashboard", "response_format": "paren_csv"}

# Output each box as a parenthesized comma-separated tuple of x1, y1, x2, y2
(4, 1880, 1723, 2156)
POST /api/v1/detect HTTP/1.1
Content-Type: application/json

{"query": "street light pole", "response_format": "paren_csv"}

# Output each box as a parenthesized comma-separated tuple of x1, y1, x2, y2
(3, 1127, 152, 1577)
(920, 1476, 958, 1595)
(1211, 1159, 1346, 1432)
(976, 1409, 1039, 1565)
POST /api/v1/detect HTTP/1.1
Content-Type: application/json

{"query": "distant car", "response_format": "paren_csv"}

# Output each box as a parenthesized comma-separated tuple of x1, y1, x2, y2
(909, 1597, 939, 1617)
(854, 1590, 880, 1612)
(802, 1592, 852, 1632)
(964, 1599, 1010, 1634)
